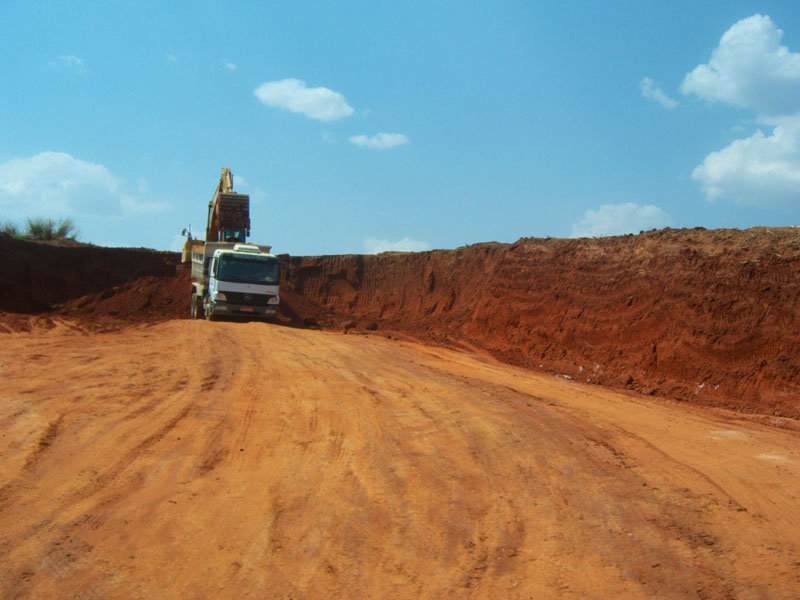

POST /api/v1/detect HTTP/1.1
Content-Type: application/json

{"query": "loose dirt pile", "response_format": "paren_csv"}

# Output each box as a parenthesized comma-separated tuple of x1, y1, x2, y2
(2, 227, 799, 417)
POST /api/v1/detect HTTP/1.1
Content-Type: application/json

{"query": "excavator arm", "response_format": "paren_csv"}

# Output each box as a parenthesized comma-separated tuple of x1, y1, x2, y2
(218, 167, 233, 194)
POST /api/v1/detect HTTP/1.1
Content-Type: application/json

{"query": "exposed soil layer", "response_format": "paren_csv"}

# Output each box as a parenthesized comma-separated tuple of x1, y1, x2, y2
(0, 232, 183, 317)
(282, 227, 800, 418)
(2, 228, 800, 417)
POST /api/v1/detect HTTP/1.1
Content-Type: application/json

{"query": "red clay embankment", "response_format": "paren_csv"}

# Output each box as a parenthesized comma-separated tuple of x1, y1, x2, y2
(0, 233, 187, 331)
(281, 228, 800, 417)
(2, 228, 799, 417)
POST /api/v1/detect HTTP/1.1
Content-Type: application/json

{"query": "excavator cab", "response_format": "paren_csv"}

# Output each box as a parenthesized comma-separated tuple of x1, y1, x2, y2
(222, 228, 247, 243)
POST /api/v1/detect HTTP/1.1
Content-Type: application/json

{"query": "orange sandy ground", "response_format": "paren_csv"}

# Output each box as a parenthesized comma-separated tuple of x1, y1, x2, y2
(1, 320, 799, 599)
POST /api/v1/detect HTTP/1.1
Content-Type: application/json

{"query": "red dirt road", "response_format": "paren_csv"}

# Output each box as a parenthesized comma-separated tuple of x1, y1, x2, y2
(1, 320, 798, 598)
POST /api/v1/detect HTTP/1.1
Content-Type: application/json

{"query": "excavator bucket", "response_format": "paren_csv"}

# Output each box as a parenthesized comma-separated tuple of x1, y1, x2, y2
(206, 192, 250, 242)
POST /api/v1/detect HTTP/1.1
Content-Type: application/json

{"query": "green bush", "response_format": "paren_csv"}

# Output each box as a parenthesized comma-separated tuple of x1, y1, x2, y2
(24, 217, 78, 241)
(0, 218, 79, 241)
(1, 220, 23, 238)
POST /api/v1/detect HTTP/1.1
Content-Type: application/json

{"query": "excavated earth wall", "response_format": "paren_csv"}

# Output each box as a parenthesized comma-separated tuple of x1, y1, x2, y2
(0, 233, 187, 328)
(2, 228, 799, 417)
(282, 228, 800, 417)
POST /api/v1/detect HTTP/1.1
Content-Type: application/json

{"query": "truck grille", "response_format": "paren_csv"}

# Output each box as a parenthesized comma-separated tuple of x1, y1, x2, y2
(224, 291, 273, 306)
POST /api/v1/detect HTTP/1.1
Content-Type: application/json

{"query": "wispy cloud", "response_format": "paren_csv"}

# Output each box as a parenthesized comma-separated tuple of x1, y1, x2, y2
(230, 174, 268, 203)
(364, 237, 430, 253)
(682, 14, 800, 208)
(120, 195, 168, 217)
(639, 77, 678, 109)
(570, 203, 671, 238)
(224, 60, 238, 71)
(0, 151, 168, 220)
(349, 133, 409, 150)
(50, 55, 85, 73)
(254, 78, 354, 121)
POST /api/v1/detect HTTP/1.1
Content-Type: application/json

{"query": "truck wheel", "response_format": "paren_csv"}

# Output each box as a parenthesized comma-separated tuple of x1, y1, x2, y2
(203, 299, 215, 321)
(191, 292, 205, 319)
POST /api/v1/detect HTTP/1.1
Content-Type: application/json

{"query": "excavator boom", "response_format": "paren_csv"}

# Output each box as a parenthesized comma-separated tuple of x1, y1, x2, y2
(218, 167, 233, 194)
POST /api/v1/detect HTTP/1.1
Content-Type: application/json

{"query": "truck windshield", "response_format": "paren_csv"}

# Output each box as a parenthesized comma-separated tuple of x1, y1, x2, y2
(216, 254, 279, 284)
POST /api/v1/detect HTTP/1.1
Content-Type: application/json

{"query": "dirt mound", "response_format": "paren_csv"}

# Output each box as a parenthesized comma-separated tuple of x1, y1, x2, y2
(2, 228, 800, 417)
(54, 269, 191, 325)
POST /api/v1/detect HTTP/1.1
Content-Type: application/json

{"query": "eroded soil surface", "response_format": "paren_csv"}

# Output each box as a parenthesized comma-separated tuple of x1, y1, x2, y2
(1, 320, 798, 599)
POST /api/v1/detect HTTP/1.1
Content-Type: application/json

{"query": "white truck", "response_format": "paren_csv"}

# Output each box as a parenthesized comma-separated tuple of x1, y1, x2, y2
(183, 168, 281, 321)
(188, 241, 280, 321)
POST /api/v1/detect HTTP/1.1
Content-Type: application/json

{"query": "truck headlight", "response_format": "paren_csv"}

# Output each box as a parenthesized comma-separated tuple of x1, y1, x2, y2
(268, 296, 279, 304)
(215, 292, 227, 301)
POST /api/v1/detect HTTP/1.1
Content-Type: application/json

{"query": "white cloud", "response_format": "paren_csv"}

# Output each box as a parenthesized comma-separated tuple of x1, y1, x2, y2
(224, 60, 238, 71)
(681, 14, 800, 117)
(0, 151, 167, 220)
(640, 77, 678, 109)
(570, 203, 672, 238)
(682, 14, 800, 208)
(349, 133, 409, 150)
(50, 55, 85, 72)
(691, 119, 800, 208)
(120, 194, 168, 217)
(364, 237, 430, 253)
(254, 78, 354, 121)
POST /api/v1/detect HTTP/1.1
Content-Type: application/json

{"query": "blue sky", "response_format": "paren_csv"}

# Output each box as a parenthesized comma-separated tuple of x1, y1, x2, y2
(1, 1, 799, 255)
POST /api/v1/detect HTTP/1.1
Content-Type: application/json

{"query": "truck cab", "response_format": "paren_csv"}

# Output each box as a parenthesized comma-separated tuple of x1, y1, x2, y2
(204, 244, 280, 320)
(189, 241, 280, 321)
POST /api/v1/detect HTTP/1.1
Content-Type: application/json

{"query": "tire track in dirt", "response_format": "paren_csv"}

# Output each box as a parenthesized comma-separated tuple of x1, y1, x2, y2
(0, 415, 64, 513)
(0, 323, 206, 599)
(4, 401, 195, 552)
(348, 342, 755, 597)
(0, 322, 798, 598)
(320, 336, 683, 595)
